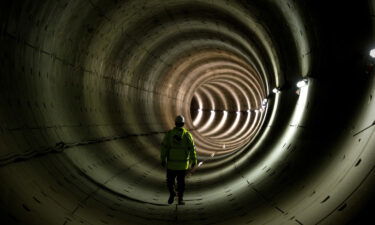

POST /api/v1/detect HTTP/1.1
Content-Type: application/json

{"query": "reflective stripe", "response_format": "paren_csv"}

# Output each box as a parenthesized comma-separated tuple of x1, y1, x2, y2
(161, 127, 197, 170)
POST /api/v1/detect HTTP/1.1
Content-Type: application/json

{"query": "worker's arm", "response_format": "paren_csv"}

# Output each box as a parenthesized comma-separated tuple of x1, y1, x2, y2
(160, 132, 170, 167)
(186, 132, 197, 167)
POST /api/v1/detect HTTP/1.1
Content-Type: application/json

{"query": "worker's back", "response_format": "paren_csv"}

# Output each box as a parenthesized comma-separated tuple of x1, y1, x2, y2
(160, 115, 197, 205)
(161, 127, 196, 170)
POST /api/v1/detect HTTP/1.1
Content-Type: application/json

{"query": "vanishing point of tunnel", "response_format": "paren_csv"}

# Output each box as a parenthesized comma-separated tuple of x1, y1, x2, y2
(1, 0, 375, 224)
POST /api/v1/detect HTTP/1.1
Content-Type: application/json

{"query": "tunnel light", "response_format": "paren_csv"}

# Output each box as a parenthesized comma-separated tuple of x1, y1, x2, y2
(262, 99, 268, 107)
(370, 49, 375, 58)
(214, 110, 241, 138)
(198, 161, 203, 167)
(204, 110, 228, 136)
(296, 79, 308, 88)
(231, 109, 252, 139)
(193, 108, 203, 126)
(197, 110, 215, 132)
(272, 88, 280, 94)
(223, 144, 226, 149)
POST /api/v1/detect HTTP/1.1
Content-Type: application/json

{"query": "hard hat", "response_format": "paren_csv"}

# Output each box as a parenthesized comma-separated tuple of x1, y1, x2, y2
(175, 115, 185, 124)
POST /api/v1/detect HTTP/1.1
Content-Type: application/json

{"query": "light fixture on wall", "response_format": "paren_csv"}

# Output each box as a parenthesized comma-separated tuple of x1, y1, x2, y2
(262, 98, 268, 108)
(296, 79, 309, 88)
(369, 48, 375, 58)
(272, 87, 281, 94)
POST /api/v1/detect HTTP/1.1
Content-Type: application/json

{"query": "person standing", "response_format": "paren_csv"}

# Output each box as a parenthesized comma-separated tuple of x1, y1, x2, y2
(160, 115, 197, 205)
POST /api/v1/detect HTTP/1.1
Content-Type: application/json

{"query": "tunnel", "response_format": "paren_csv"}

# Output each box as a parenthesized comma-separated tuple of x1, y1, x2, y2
(1, 0, 375, 224)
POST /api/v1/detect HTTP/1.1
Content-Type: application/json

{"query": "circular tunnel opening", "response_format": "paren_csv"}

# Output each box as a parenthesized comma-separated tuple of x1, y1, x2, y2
(170, 46, 269, 160)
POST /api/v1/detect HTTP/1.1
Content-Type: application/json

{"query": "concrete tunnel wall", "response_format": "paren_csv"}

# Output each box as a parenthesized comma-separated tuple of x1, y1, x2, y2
(0, 0, 375, 224)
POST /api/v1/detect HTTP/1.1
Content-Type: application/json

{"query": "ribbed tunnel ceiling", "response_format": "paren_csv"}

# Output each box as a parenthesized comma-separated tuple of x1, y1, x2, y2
(1, 0, 375, 225)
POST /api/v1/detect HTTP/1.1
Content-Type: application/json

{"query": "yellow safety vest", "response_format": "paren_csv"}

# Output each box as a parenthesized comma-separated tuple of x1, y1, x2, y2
(160, 127, 197, 170)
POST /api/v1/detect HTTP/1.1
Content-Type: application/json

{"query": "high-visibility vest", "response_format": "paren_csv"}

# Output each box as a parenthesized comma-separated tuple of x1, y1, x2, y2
(160, 127, 197, 170)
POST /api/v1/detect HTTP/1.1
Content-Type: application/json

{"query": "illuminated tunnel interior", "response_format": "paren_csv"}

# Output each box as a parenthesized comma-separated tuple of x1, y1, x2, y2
(1, 0, 375, 224)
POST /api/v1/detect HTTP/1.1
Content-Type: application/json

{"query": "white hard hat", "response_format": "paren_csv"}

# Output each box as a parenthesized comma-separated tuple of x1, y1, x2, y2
(175, 115, 185, 124)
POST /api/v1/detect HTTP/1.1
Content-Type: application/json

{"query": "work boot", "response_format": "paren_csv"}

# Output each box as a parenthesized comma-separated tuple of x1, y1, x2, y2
(178, 196, 185, 205)
(168, 193, 175, 204)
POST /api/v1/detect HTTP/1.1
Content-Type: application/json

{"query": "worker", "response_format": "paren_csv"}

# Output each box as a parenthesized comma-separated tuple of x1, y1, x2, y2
(160, 115, 197, 205)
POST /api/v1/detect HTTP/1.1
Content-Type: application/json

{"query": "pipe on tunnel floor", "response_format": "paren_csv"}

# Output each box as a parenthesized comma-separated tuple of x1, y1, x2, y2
(1, 0, 375, 225)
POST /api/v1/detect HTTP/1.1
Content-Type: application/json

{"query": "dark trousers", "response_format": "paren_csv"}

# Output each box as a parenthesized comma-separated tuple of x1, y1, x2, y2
(167, 169, 186, 198)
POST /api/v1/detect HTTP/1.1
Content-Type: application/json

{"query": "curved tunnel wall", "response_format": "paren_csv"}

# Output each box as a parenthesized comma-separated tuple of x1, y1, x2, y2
(0, 0, 375, 224)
